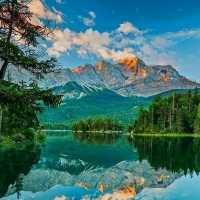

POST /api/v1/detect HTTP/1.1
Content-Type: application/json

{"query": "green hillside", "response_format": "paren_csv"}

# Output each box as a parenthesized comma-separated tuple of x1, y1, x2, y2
(39, 86, 200, 129)
(39, 89, 150, 129)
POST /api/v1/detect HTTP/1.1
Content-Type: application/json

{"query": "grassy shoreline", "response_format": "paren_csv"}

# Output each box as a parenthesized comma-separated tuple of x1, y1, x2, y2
(129, 133, 200, 138)
(43, 129, 200, 138)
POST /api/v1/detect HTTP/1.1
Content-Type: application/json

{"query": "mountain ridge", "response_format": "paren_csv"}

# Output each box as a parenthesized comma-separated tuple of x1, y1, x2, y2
(6, 56, 200, 97)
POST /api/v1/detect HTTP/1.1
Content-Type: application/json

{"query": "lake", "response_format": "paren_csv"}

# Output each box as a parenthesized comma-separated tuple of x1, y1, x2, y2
(1, 132, 200, 200)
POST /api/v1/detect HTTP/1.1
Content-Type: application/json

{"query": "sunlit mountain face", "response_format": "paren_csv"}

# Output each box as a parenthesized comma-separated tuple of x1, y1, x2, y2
(6, 56, 200, 97)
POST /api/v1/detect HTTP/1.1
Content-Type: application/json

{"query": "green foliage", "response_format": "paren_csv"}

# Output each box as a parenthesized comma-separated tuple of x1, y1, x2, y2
(35, 131, 46, 144)
(72, 117, 123, 133)
(194, 104, 200, 133)
(40, 86, 198, 129)
(0, 136, 15, 149)
(39, 90, 150, 127)
(0, 0, 57, 79)
(0, 38, 57, 76)
(0, 128, 46, 150)
(0, 80, 62, 107)
(0, 0, 61, 138)
(0, 80, 62, 135)
(129, 89, 200, 134)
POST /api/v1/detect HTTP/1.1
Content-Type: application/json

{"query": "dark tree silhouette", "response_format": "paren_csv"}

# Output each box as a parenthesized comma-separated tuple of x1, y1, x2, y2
(0, 0, 56, 80)
(0, 0, 61, 134)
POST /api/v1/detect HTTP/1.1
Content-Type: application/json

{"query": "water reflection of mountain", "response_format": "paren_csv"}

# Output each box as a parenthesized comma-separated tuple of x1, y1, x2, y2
(130, 137, 200, 174)
(35, 134, 137, 175)
(0, 145, 41, 197)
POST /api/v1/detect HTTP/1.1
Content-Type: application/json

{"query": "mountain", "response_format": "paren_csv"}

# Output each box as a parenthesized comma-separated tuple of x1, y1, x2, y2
(52, 81, 104, 100)
(39, 84, 151, 128)
(40, 84, 200, 128)
(6, 56, 200, 97)
(6, 56, 200, 127)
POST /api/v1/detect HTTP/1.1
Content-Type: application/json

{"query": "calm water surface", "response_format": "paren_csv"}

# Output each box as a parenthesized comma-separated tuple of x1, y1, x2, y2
(1, 132, 200, 200)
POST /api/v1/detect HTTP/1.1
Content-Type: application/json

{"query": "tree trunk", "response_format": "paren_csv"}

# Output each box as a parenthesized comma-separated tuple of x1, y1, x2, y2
(151, 107, 154, 131)
(0, 60, 8, 135)
(0, 106, 3, 135)
(0, 1, 15, 135)
(169, 110, 172, 131)
(0, 59, 8, 80)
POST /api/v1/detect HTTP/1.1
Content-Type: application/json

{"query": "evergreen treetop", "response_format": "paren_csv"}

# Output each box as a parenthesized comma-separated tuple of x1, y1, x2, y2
(0, 0, 57, 79)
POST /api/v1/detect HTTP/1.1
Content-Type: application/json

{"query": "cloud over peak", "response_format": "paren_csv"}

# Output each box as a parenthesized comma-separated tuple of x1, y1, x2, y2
(47, 27, 138, 62)
(46, 19, 200, 67)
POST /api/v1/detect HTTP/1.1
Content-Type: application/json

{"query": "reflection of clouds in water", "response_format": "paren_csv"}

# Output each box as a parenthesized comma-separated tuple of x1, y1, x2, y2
(135, 188, 168, 200)
(3, 160, 181, 200)
(136, 174, 200, 200)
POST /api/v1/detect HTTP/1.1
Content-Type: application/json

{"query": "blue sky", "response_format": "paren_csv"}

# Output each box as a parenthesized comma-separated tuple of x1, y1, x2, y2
(32, 0, 200, 82)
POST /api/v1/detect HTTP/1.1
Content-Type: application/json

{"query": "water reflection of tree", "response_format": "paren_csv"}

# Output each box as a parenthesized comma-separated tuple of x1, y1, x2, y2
(129, 137, 200, 174)
(0, 145, 41, 197)
(74, 132, 119, 144)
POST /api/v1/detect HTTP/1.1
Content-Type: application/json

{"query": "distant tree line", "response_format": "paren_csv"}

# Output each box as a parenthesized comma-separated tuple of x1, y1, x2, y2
(129, 89, 200, 134)
(72, 117, 123, 133)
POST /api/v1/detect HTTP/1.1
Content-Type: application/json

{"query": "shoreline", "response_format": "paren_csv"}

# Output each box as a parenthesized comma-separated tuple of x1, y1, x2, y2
(41, 129, 72, 132)
(129, 133, 200, 138)
(42, 129, 123, 133)
(42, 130, 200, 138)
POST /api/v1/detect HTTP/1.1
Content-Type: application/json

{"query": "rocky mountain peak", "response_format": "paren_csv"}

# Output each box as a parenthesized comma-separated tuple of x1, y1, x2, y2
(5, 57, 200, 97)
(95, 61, 108, 71)
(117, 56, 145, 73)
(71, 64, 94, 74)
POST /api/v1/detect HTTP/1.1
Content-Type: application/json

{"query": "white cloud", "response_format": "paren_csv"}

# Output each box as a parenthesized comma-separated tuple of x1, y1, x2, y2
(47, 28, 74, 57)
(80, 11, 96, 27)
(47, 19, 200, 67)
(47, 24, 170, 65)
(118, 22, 141, 34)
(48, 28, 111, 58)
(82, 18, 95, 27)
(89, 11, 96, 18)
(29, 0, 63, 25)
(139, 43, 176, 66)
(151, 29, 200, 49)
(47, 28, 138, 62)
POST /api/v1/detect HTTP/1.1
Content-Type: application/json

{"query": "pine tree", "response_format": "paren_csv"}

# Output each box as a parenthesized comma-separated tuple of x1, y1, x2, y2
(0, 80, 62, 133)
(0, 0, 60, 134)
(176, 109, 185, 133)
(0, 0, 57, 80)
(129, 92, 200, 134)
(194, 104, 200, 134)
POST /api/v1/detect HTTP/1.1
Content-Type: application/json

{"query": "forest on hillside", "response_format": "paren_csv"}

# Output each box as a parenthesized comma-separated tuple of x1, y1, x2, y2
(129, 89, 200, 134)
